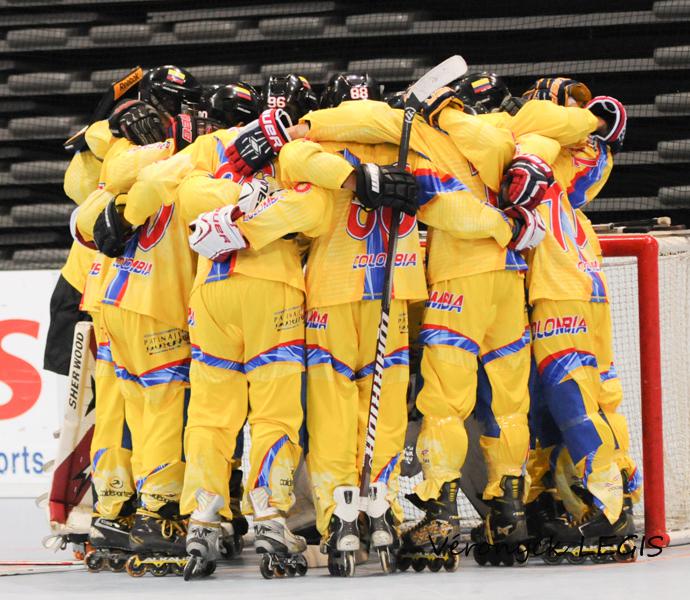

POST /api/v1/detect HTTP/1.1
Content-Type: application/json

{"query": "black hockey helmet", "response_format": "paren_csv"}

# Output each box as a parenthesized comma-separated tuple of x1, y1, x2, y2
(522, 77, 592, 107)
(201, 81, 261, 127)
(139, 65, 203, 119)
(262, 74, 318, 123)
(384, 89, 405, 109)
(320, 72, 381, 108)
(452, 72, 511, 114)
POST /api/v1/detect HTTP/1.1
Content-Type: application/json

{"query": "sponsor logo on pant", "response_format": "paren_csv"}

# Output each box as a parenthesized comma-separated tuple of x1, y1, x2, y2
(306, 309, 328, 330)
(143, 328, 190, 355)
(273, 305, 304, 331)
(425, 290, 464, 313)
(531, 315, 587, 339)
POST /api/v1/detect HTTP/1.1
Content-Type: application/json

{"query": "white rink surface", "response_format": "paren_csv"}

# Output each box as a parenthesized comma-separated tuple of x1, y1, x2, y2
(2, 498, 690, 600)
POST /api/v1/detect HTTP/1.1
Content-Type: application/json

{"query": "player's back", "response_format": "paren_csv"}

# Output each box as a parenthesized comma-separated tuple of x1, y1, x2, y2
(180, 128, 305, 295)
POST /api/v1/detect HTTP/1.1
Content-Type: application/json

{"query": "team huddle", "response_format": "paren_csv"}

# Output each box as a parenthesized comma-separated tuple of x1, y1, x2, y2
(51, 59, 638, 579)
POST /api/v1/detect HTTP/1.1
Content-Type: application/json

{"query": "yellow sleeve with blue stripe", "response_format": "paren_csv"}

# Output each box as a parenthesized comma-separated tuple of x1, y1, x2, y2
(558, 140, 613, 209)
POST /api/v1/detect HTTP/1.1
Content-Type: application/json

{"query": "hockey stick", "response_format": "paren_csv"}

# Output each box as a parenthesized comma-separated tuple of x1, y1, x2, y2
(359, 55, 468, 505)
(592, 216, 672, 233)
(64, 66, 143, 153)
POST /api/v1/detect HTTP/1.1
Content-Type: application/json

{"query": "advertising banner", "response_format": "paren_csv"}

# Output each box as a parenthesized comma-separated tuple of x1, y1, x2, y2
(0, 270, 63, 497)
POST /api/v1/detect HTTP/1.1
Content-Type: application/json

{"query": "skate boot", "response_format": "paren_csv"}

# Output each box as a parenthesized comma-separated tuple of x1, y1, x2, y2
(85, 515, 134, 572)
(249, 487, 308, 579)
(183, 490, 224, 581)
(525, 491, 568, 547)
(322, 485, 360, 577)
(541, 493, 636, 565)
(397, 479, 461, 573)
(126, 505, 187, 577)
(473, 476, 529, 567)
(366, 482, 398, 574)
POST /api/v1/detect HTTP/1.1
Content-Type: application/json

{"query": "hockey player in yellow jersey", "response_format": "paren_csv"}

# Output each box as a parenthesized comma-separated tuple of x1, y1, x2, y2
(452, 75, 636, 558)
(58, 94, 176, 569)
(74, 66, 219, 574)
(221, 75, 440, 574)
(170, 75, 327, 579)
(285, 96, 552, 567)
(516, 82, 638, 553)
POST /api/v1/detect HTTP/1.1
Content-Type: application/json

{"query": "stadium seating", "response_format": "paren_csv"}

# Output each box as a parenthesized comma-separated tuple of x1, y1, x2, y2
(0, 0, 688, 268)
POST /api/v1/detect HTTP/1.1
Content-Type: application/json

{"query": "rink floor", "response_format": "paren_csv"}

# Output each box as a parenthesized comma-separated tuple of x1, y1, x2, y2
(2, 498, 689, 600)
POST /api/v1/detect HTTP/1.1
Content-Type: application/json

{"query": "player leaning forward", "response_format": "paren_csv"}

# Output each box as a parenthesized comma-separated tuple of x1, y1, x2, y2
(174, 75, 326, 580)
(519, 79, 638, 553)
(75, 66, 205, 572)
(220, 87, 432, 576)
(293, 96, 555, 567)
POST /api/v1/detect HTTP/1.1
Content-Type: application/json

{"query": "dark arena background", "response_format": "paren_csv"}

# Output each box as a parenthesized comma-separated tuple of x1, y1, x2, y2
(0, 0, 689, 267)
(0, 1, 689, 598)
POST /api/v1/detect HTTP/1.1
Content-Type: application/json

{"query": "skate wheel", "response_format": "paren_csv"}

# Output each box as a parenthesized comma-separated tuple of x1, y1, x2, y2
(488, 548, 502, 567)
(125, 555, 147, 577)
(428, 557, 443, 572)
(151, 562, 170, 577)
(566, 552, 586, 565)
(473, 544, 488, 566)
(614, 550, 637, 563)
(260, 554, 274, 580)
(514, 544, 529, 567)
(397, 555, 411, 572)
(183, 556, 198, 582)
(412, 557, 426, 572)
(378, 547, 395, 574)
(498, 546, 515, 567)
(542, 549, 565, 565)
(172, 562, 185, 576)
(343, 551, 356, 577)
(205, 560, 217, 575)
(444, 554, 460, 572)
(85, 551, 104, 573)
(108, 554, 128, 572)
(285, 563, 296, 577)
(327, 556, 337, 576)
(591, 553, 609, 564)
(296, 560, 308, 576)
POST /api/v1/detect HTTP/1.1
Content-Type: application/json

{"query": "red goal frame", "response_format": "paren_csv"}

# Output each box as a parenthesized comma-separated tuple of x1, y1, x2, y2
(599, 234, 669, 546)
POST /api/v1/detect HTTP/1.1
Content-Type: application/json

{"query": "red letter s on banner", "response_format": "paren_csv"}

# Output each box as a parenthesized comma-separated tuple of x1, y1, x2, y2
(0, 319, 42, 420)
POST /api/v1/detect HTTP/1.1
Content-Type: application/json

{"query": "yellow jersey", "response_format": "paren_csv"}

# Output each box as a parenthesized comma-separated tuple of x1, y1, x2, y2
(302, 101, 523, 283)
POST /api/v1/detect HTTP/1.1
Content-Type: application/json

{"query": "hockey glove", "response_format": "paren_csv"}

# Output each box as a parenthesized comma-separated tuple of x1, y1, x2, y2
(224, 109, 293, 177)
(587, 96, 627, 154)
(189, 205, 248, 262)
(108, 100, 167, 146)
(171, 113, 199, 153)
(419, 86, 465, 127)
(522, 78, 592, 107)
(93, 196, 134, 258)
(354, 163, 419, 217)
(499, 154, 554, 212)
(508, 206, 546, 251)
(234, 178, 269, 218)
